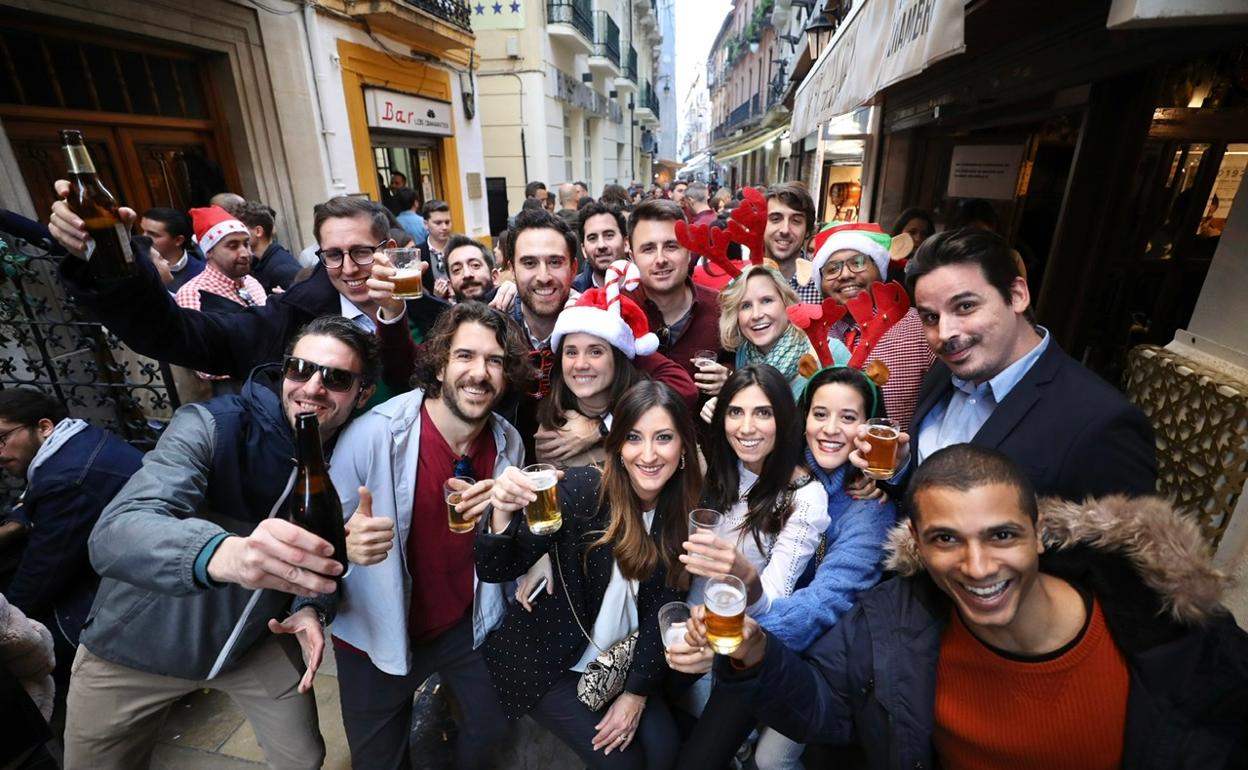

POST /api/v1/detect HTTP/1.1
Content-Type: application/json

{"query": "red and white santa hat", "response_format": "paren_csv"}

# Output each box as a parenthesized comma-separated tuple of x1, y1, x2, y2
(810, 222, 894, 279)
(189, 205, 249, 255)
(551, 260, 659, 360)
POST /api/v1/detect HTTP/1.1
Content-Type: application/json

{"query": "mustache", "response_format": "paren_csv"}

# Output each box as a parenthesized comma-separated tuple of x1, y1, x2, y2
(938, 336, 979, 356)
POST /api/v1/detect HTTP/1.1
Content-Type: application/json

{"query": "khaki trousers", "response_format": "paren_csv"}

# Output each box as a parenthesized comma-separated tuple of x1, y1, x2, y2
(63, 636, 324, 770)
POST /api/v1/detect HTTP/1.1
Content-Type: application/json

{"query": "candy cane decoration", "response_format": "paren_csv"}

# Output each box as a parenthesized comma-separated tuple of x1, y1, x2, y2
(605, 259, 640, 318)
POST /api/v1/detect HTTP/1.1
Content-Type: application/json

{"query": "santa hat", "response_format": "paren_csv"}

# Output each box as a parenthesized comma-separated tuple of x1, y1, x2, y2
(810, 222, 893, 279)
(551, 260, 659, 359)
(189, 205, 249, 255)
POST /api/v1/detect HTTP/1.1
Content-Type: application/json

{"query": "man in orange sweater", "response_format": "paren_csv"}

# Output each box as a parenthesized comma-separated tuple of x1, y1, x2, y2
(682, 444, 1248, 769)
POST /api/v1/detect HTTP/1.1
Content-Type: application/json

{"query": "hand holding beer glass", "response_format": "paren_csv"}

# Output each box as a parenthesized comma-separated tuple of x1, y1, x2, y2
(703, 575, 747, 654)
(681, 604, 768, 669)
(660, 601, 714, 674)
(849, 419, 910, 481)
(444, 477, 476, 534)
(365, 250, 419, 321)
(386, 247, 424, 299)
(691, 349, 729, 396)
(488, 465, 565, 535)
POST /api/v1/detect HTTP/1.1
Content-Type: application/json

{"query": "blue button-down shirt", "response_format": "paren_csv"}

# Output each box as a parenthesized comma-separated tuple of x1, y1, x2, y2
(916, 328, 1051, 464)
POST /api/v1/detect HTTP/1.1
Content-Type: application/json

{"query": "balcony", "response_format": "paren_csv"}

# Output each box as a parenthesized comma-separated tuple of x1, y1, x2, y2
(319, 0, 474, 65)
(711, 95, 762, 141)
(588, 11, 621, 76)
(636, 80, 660, 125)
(547, 0, 593, 54)
(615, 44, 638, 92)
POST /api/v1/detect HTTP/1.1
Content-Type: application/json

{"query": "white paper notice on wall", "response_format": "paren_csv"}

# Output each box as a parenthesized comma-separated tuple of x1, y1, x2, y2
(947, 145, 1025, 200)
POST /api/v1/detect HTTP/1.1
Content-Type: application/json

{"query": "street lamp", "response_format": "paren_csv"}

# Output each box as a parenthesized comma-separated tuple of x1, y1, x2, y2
(805, 9, 836, 61)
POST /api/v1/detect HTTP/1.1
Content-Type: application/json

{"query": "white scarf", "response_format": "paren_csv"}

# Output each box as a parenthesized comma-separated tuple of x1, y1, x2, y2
(25, 418, 89, 481)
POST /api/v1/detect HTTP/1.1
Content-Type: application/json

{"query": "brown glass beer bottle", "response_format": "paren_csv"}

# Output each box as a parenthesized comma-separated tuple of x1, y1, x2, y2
(289, 412, 349, 578)
(59, 129, 137, 280)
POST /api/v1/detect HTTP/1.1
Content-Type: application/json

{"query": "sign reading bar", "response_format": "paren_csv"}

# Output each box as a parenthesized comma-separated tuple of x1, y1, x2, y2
(364, 88, 454, 136)
(791, 0, 965, 139)
(947, 145, 1025, 200)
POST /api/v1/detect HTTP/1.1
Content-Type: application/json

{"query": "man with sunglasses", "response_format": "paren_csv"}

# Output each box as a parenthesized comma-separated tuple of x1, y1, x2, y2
(326, 301, 531, 769)
(62, 316, 379, 769)
(0, 389, 142, 713)
(813, 221, 935, 431)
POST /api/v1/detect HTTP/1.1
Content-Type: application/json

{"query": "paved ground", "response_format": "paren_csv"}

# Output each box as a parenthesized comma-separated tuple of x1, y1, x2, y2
(143, 645, 584, 769)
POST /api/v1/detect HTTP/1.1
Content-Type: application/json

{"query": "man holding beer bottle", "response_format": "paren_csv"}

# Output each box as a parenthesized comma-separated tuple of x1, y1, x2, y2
(688, 445, 1248, 769)
(326, 301, 533, 769)
(62, 316, 379, 770)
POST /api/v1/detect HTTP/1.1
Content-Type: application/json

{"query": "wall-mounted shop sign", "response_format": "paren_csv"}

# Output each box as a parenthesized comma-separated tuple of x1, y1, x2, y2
(552, 68, 623, 123)
(947, 145, 1025, 200)
(365, 88, 453, 136)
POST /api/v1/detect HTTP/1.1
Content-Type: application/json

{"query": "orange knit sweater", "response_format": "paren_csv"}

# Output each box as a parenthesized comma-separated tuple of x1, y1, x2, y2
(933, 596, 1130, 770)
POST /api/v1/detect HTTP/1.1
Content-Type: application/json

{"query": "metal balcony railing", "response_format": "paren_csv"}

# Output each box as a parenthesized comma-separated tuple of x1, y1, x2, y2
(547, 0, 593, 42)
(638, 81, 660, 119)
(592, 12, 621, 66)
(401, 0, 473, 31)
(624, 45, 638, 82)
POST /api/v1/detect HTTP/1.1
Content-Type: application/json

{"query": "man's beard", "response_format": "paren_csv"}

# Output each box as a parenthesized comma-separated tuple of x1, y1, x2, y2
(443, 378, 500, 424)
(520, 285, 568, 322)
(455, 277, 494, 302)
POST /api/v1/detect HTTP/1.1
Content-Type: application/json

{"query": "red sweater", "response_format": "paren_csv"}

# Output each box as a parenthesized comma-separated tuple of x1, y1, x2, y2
(933, 596, 1129, 770)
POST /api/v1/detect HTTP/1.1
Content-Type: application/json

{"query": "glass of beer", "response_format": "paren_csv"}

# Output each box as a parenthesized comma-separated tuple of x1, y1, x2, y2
(444, 476, 475, 534)
(659, 601, 692, 651)
(385, 247, 423, 299)
(704, 574, 747, 654)
(523, 463, 562, 534)
(862, 418, 900, 480)
(692, 349, 718, 370)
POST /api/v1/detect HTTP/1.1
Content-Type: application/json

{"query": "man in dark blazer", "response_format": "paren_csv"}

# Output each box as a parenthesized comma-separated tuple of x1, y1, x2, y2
(853, 227, 1156, 501)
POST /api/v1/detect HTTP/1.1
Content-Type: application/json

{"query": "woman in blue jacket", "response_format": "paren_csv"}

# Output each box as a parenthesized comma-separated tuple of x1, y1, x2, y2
(670, 366, 896, 769)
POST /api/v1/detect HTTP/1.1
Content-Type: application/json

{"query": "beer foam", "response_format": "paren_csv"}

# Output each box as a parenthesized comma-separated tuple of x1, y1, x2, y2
(527, 470, 557, 491)
(706, 584, 746, 614)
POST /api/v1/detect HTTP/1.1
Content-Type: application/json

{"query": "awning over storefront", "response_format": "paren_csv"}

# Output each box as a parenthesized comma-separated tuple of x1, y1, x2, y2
(714, 125, 789, 162)
(1108, 0, 1248, 28)
(791, 0, 966, 140)
(681, 151, 712, 177)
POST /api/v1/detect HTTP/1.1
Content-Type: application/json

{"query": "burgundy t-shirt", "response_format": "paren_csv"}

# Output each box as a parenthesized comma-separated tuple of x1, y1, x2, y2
(406, 403, 497, 642)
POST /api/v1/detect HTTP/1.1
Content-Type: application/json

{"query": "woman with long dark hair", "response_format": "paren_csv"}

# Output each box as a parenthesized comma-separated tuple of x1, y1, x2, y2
(476, 380, 701, 769)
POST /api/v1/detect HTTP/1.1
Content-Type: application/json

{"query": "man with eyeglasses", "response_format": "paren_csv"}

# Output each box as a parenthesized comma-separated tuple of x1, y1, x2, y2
(61, 315, 378, 769)
(0, 388, 142, 714)
(46, 187, 437, 392)
(326, 301, 531, 769)
(813, 221, 935, 432)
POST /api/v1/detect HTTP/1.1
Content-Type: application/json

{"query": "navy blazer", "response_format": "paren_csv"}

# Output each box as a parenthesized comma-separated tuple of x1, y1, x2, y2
(909, 338, 1157, 500)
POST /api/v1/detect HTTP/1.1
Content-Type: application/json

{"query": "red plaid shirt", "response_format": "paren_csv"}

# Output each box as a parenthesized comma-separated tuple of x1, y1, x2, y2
(829, 308, 934, 432)
(174, 263, 267, 379)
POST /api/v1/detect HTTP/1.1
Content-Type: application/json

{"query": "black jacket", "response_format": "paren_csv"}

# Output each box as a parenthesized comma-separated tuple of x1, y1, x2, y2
(910, 337, 1158, 500)
(474, 467, 682, 718)
(719, 496, 1248, 770)
(250, 241, 301, 293)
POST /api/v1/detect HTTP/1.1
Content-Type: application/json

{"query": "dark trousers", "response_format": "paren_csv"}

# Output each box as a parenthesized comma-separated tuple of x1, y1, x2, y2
(336, 618, 509, 770)
(530, 672, 679, 770)
(671, 675, 756, 770)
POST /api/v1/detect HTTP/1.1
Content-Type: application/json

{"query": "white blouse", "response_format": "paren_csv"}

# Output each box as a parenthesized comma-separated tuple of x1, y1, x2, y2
(570, 508, 656, 673)
(689, 463, 830, 616)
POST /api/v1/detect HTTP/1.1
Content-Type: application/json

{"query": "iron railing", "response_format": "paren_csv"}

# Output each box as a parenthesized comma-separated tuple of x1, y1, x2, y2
(624, 45, 638, 82)
(402, 0, 473, 32)
(0, 229, 176, 502)
(547, 0, 593, 42)
(639, 81, 660, 118)
(592, 12, 621, 66)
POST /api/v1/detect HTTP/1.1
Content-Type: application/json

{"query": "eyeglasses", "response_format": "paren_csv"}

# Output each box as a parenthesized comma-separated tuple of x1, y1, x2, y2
(453, 455, 474, 482)
(315, 239, 386, 269)
(822, 253, 871, 277)
(282, 356, 362, 392)
(0, 424, 27, 449)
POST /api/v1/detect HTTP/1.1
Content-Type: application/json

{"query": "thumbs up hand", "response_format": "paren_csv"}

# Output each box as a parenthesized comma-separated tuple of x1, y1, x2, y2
(344, 487, 395, 566)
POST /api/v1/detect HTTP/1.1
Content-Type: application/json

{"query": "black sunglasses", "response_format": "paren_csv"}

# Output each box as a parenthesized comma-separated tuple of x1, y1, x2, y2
(282, 356, 361, 392)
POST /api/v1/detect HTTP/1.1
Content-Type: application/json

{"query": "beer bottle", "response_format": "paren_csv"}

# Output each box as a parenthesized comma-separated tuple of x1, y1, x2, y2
(59, 129, 137, 281)
(289, 412, 349, 578)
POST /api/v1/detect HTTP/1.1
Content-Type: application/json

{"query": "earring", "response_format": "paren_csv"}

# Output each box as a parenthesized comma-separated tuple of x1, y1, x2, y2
(680, 453, 686, 470)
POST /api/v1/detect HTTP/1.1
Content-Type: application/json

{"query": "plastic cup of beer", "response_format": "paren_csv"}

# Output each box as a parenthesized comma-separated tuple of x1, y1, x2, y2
(688, 508, 723, 537)
(444, 476, 475, 534)
(862, 418, 901, 480)
(692, 349, 718, 370)
(523, 463, 562, 535)
(385, 247, 423, 299)
(704, 574, 747, 654)
(659, 601, 692, 651)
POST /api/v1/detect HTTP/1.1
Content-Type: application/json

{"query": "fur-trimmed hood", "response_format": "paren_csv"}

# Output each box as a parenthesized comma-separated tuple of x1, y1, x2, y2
(884, 495, 1232, 624)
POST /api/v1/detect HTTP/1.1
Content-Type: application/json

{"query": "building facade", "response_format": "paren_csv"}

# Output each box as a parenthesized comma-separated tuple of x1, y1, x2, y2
(475, 0, 665, 231)
(0, 0, 492, 250)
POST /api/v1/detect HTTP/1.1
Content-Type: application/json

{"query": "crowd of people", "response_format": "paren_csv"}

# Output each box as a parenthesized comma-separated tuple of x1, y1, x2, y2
(0, 170, 1245, 770)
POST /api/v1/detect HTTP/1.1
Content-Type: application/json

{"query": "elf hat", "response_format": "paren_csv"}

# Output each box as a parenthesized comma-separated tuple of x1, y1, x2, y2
(551, 260, 659, 359)
(190, 205, 249, 256)
(810, 222, 892, 279)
